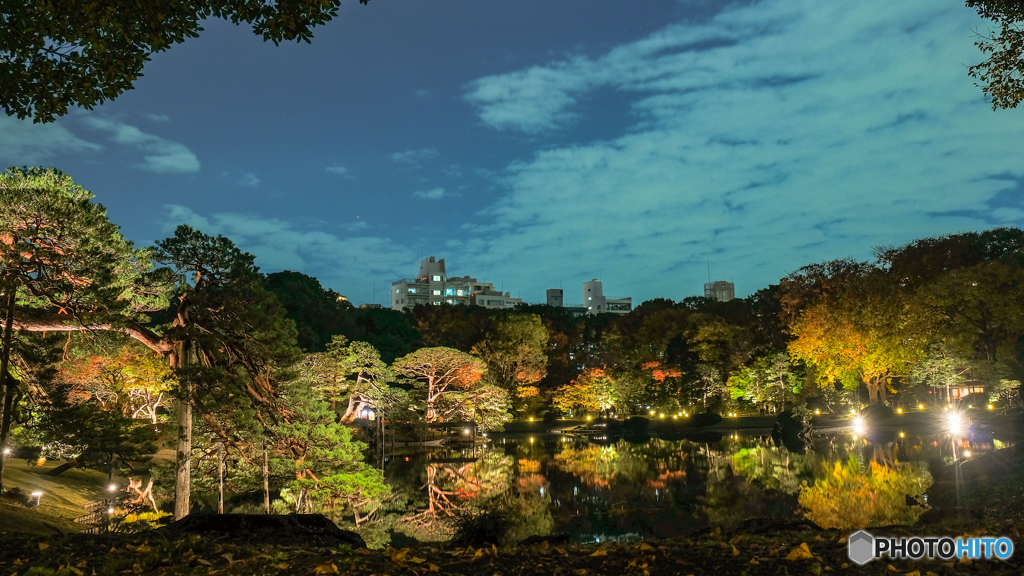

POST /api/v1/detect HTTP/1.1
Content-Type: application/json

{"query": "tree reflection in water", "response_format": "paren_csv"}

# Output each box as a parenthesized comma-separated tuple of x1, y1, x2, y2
(798, 454, 931, 530)
(238, 431, 951, 546)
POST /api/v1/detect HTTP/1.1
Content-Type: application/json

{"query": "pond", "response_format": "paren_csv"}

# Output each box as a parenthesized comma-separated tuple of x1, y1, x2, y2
(375, 425, 1010, 547)
(113, 422, 1012, 548)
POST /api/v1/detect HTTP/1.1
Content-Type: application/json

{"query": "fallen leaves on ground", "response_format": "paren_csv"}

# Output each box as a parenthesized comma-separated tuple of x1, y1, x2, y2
(0, 515, 1022, 576)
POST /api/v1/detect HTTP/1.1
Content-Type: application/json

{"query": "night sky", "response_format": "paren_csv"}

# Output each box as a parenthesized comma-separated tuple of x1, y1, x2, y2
(2, 0, 1022, 305)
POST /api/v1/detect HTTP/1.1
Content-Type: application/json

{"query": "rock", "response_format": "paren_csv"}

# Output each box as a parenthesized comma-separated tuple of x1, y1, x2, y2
(691, 412, 722, 428)
(158, 514, 366, 548)
(622, 416, 650, 431)
(519, 533, 570, 546)
(1, 487, 32, 507)
(860, 403, 896, 423)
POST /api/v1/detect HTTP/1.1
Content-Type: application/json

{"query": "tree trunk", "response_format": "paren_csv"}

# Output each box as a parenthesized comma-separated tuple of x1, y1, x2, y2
(0, 284, 17, 494)
(218, 440, 225, 514)
(46, 461, 78, 477)
(865, 376, 888, 404)
(263, 435, 270, 514)
(173, 338, 193, 520)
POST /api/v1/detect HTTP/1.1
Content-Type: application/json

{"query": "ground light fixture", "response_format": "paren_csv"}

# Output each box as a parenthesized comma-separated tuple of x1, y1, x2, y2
(31, 491, 42, 505)
(988, 404, 994, 410)
(815, 409, 820, 415)
(586, 416, 592, 421)
(897, 408, 903, 414)
(918, 404, 925, 410)
(659, 413, 665, 418)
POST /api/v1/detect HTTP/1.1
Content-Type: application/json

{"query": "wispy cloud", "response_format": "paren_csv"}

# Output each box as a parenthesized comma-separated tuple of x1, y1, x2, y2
(161, 205, 414, 302)
(326, 165, 355, 178)
(147, 113, 170, 122)
(456, 0, 1024, 302)
(0, 116, 102, 165)
(390, 147, 440, 166)
(412, 187, 459, 200)
(237, 172, 260, 187)
(82, 116, 200, 173)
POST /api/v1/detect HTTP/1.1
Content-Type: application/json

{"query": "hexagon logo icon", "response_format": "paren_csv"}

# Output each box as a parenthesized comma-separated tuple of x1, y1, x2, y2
(848, 530, 874, 565)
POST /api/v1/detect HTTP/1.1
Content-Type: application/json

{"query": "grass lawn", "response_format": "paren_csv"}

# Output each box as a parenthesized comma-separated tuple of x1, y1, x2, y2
(0, 458, 112, 535)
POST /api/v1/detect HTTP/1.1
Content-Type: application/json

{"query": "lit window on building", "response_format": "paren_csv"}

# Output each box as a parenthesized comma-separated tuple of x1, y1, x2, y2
(433, 290, 441, 295)
(433, 275, 442, 281)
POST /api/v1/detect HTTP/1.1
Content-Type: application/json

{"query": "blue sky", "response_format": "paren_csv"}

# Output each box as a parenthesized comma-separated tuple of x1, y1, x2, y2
(3, 0, 1022, 306)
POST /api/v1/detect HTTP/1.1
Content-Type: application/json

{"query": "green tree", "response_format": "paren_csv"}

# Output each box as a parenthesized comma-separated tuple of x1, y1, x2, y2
(471, 313, 548, 407)
(0, 167, 158, 491)
(2, 0, 371, 122)
(728, 352, 803, 412)
(266, 271, 354, 353)
(271, 377, 389, 513)
(36, 397, 156, 480)
(966, 1, 1024, 109)
(155, 224, 301, 519)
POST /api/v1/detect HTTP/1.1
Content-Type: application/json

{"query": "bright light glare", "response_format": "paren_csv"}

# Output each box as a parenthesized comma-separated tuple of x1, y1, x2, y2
(918, 404, 924, 410)
(964, 450, 971, 457)
(463, 428, 470, 435)
(853, 416, 865, 435)
(586, 416, 592, 421)
(947, 412, 963, 434)
(109, 484, 117, 492)
(988, 404, 994, 410)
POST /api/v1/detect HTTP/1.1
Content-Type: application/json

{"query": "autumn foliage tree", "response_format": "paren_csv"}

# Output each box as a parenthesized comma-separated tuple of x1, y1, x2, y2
(471, 313, 548, 408)
(553, 368, 617, 416)
(787, 264, 927, 403)
(58, 336, 174, 423)
(392, 347, 502, 424)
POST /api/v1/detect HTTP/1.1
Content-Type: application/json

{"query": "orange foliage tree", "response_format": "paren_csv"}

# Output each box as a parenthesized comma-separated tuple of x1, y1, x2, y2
(553, 368, 617, 416)
(59, 342, 174, 423)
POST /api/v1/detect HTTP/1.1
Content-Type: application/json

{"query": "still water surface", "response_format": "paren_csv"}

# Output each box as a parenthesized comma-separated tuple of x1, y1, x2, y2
(140, 425, 1009, 548)
(378, 426, 1005, 546)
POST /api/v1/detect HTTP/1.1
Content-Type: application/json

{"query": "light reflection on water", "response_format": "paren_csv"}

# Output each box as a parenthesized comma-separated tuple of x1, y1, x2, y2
(378, 427, 1006, 546)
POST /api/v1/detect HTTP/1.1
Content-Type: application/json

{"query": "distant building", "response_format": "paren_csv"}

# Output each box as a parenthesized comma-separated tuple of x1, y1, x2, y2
(581, 279, 632, 315)
(359, 303, 383, 309)
(704, 281, 735, 302)
(545, 288, 587, 317)
(545, 288, 564, 307)
(390, 256, 522, 311)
